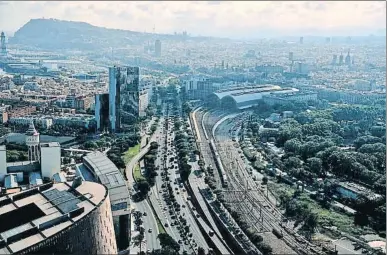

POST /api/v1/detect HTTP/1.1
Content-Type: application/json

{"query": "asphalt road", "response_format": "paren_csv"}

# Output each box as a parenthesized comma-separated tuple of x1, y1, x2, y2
(126, 120, 161, 252)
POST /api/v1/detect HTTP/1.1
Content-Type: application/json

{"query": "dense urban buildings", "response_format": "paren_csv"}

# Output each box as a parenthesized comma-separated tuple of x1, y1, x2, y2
(0, 8, 386, 255)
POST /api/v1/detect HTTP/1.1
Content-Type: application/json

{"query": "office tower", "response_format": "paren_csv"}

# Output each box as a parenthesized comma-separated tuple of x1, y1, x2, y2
(25, 120, 40, 162)
(345, 50, 351, 66)
(326, 37, 331, 43)
(95, 93, 110, 131)
(221, 60, 225, 69)
(108, 66, 140, 132)
(339, 53, 344, 65)
(332, 54, 337, 65)
(0, 181, 117, 254)
(0, 146, 6, 182)
(299, 36, 304, 44)
(0, 32, 6, 56)
(155, 39, 161, 57)
(40, 142, 61, 179)
(289, 52, 294, 61)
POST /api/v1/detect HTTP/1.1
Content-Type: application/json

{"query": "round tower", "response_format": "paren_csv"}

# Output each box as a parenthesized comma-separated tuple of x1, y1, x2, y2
(25, 120, 40, 162)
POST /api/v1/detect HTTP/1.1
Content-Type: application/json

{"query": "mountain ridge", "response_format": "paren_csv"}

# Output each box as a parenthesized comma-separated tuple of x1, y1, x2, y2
(10, 18, 218, 51)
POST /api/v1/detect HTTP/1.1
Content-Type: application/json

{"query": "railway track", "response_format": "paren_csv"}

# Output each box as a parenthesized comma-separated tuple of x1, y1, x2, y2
(213, 123, 324, 255)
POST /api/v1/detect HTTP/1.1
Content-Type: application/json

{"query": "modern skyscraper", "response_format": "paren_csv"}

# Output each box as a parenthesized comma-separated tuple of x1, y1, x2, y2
(345, 50, 351, 66)
(95, 93, 110, 131)
(25, 120, 40, 162)
(155, 39, 161, 57)
(289, 52, 294, 61)
(0, 32, 6, 56)
(332, 54, 337, 65)
(326, 37, 331, 43)
(339, 53, 344, 65)
(299, 36, 304, 44)
(108, 66, 140, 132)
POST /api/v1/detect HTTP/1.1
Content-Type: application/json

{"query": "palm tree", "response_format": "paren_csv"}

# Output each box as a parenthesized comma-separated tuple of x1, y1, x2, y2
(132, 227, 146, 254)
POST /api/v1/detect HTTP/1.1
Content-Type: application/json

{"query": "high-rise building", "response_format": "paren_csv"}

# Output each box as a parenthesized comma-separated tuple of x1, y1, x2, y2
(339, 53, 344, 65)
(326, 37, 331, 43)
(155, 40, 161, 57)
(40, 142, 61, 179)
(108, 66, 140, 132)
(299, 36, 304, 44)
(332, 54, 337, 65)
(289, 52, 294, 61)
(0, 181, 117, 254)
(345, 50, 351, 66)
(25, 120, 40, 162)
(0, 32, 6, 56)
(95, 93, 110, 131)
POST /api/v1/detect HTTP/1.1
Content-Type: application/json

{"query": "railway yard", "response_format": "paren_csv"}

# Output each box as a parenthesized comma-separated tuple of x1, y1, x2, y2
(191, 109, 327, 255)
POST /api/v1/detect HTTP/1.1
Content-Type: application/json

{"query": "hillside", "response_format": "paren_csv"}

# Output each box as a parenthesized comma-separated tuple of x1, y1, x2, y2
(10, 18, 213, 51)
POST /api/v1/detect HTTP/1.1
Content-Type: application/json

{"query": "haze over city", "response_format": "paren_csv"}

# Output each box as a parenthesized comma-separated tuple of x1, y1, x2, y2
(0, 1, 386, 38)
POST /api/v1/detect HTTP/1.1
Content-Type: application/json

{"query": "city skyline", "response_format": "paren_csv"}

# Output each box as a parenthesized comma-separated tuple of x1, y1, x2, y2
(0, 1, 386, 39)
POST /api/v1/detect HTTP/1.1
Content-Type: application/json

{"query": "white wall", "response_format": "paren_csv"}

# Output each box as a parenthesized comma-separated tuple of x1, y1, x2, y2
(40, 143, 61, 179)
(0, 146, 6, 182)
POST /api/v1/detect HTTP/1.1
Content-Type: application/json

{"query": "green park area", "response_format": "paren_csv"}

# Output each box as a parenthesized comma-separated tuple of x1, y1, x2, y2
(122, 144, 140, 165)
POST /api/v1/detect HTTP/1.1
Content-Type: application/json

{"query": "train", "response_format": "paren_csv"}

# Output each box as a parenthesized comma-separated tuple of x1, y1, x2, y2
(209, 139, 228, 188)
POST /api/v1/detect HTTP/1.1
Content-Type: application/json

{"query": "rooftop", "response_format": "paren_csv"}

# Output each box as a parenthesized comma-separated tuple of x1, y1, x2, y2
(40, 142, 60, 148)
(82, 152, 129, 212)
(0, 181, 107, 254)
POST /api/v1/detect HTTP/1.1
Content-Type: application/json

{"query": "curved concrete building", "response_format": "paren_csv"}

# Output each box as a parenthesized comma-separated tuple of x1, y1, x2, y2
(0, 181, 117, 254)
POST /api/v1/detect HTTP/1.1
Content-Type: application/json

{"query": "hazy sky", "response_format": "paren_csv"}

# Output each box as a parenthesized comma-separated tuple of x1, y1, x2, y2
(0, 1, 386, 38)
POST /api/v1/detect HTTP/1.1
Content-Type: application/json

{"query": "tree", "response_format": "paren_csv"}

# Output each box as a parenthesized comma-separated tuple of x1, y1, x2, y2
(370, 126, 386, 137)
(158, 233, 180, 251)
(133, 227, 145, 254)
(262, 175, 268, 185)
(306, 157, 322, 175)
(304, 211, 318, 232)
(256, 242, 273, 255)
(358, 143, 386, 154)
(284, 156, 303, 170)
(137, 179, 150, 195)
(197, 247, 205, 255)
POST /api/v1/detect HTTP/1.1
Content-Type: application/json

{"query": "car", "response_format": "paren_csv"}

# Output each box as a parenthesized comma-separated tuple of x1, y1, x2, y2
(148, 228, 152, 233)
(178, 240, 183, 244)
(171, 222, 175, 226)
(164, 223, 169, 227)
(182, 204, 186, 208)
(143, 212, 147, 216)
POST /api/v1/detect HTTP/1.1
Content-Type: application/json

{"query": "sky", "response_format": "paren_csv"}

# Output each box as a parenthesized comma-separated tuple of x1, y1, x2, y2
(0, 1, 386, 38)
